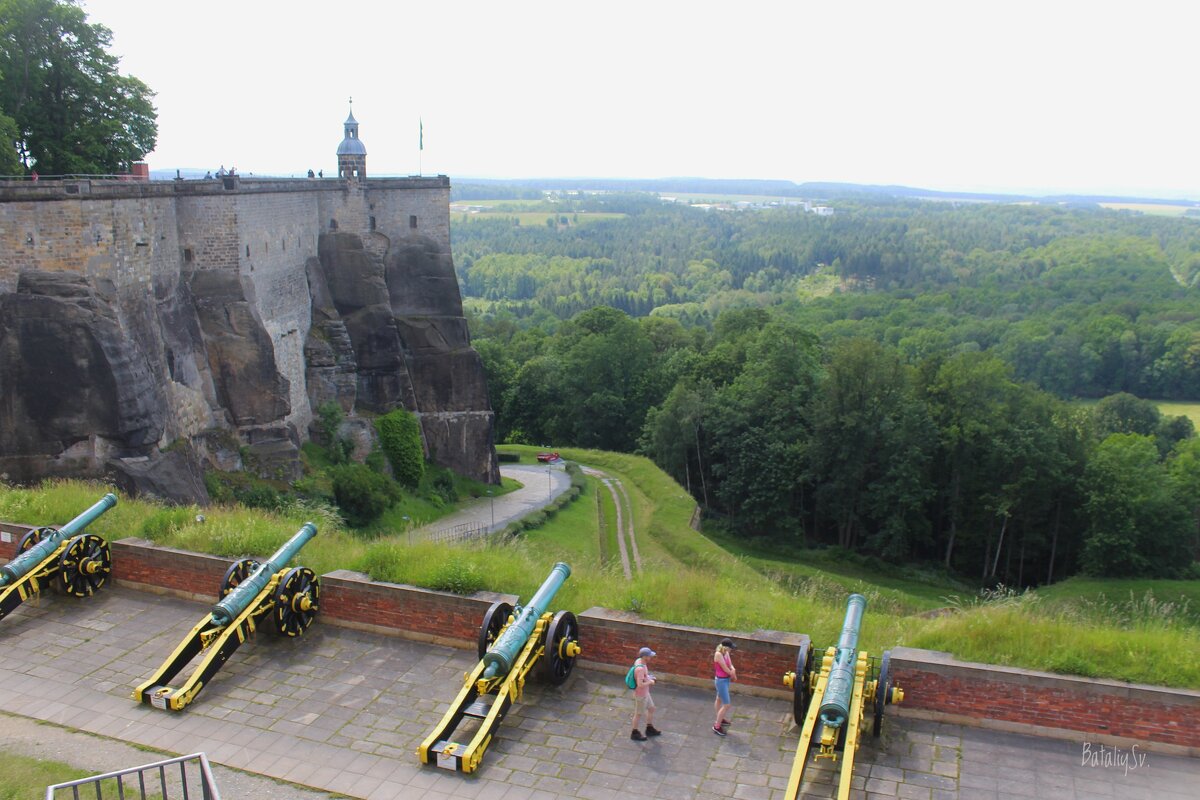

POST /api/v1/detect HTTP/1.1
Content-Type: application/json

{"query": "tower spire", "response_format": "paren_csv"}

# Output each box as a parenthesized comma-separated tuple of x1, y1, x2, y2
(337, 100, 366, 179)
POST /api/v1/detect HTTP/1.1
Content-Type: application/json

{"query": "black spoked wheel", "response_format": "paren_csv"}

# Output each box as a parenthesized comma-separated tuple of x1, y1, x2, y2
(55, 534, 112, 597)
(477, 601, 513, 659)
(221, 558, 260, 597)
(17, 527, 54, 554)
(274, 567, 320, 636)
(873, 650, 893, 738)
(793, 642, 814, 725)
(541, 610, 580, 685)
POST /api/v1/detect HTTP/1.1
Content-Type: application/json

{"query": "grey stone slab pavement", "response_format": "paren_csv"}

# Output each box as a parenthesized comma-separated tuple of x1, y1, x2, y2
(1, 585, 1197, 799)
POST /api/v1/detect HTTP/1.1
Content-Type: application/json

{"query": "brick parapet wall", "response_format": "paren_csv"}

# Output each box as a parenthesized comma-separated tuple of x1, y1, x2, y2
(889, 646, 1200, 755)
(111, 538, 230, 602)
(577, 607, 804, 697)
(5, 536, 1199, 752)
(0, 523, 33, 559)
(319, 569, 517, 647)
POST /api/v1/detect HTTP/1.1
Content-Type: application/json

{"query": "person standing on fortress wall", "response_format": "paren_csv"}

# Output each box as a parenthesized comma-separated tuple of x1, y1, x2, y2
(307, 169, 315, 178)
(712, 638, 737, 736)
(630, 646, 662, 741)
(217, 165, 226, 176)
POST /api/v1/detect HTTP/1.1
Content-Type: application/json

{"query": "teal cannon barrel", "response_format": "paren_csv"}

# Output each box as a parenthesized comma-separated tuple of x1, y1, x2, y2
(0, 493, 117, 587)
(818, 593, 867, 730)
(481, 561, 571, 680)
(210, 522, 317, 626)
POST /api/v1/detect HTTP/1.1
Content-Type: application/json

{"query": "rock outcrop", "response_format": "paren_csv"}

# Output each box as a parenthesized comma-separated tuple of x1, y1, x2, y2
(0, 224, 496, 501)
(0, 180, 498, 502)
(306, 232, 497, 482)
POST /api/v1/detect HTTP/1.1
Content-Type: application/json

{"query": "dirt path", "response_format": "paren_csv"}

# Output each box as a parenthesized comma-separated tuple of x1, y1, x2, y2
(583, 466, 639, 579)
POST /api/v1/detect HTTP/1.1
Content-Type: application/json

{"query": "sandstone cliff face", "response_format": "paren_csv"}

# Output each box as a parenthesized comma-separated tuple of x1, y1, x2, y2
(306, 233, 498, 483)
(0, 183, 498, 502)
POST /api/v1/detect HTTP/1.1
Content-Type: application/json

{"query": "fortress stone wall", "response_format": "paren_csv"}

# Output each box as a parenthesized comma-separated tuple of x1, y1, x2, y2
(0, 176, 498, 501)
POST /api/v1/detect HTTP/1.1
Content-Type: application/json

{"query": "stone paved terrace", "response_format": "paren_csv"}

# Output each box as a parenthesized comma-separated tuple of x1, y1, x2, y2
(1, 585, 1196, 799)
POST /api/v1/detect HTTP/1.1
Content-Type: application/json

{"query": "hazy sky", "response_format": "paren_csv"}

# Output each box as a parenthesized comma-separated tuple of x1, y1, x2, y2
(83, 0, 1197, 199)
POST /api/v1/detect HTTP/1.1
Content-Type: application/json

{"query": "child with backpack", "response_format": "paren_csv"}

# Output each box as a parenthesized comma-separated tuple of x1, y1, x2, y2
(628, 646, 661, 741)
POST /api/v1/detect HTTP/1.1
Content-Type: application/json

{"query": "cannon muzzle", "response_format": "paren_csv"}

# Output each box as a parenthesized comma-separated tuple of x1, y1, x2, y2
(210, 522, 317, 626)
(0, 493, 118, 586)
(481, 561, 571, 679)
(818, 593, 867, 730)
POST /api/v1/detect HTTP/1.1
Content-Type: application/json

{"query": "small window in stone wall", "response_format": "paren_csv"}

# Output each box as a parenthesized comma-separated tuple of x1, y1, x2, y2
(410, 215, 418, 229)
(330, 219, 338, 230)
(245, 244, 250, 257)
(183, 248, 194, 263)
(369, 216, 376, 231)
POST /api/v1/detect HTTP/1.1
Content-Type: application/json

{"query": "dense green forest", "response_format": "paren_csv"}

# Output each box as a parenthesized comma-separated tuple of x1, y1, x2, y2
(454, 190, 1200, 586)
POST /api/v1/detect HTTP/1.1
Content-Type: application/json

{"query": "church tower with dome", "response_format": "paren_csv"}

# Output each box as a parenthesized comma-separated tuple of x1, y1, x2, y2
(337, 102, 367, 178)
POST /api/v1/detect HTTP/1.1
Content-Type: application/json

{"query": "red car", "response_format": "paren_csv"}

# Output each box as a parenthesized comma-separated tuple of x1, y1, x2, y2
(536, 451, 561, 463)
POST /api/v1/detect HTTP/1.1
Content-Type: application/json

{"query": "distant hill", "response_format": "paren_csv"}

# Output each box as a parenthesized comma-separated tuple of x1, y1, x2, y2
(453, 176, 1199, 208)
(148, 169, 1197, 208)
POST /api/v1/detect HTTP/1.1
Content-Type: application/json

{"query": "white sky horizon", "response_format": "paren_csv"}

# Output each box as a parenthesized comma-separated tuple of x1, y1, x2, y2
(82, 0, 1199, 201)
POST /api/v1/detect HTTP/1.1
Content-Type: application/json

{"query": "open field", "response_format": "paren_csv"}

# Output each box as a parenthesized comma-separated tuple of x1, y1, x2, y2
(1072, 398, 1200, 431)
(1157, 400, 1200, 429)
(1099, 202, 1199, 217)
(455, 210, 625, 225)
(3, 450, 1199, 688)
(661, 191, 811, 205)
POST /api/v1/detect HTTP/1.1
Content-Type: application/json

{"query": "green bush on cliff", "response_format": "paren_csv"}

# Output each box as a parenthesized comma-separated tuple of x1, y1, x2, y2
(330, 464, 401, 527)
(375, 408, 425, 487)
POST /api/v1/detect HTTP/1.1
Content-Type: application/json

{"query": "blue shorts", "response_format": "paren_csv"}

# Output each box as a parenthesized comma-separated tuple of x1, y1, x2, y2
(714, 676, 731, 705)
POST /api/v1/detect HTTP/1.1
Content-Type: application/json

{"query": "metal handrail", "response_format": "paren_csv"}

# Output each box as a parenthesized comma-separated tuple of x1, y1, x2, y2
(45, 752, 221, 800)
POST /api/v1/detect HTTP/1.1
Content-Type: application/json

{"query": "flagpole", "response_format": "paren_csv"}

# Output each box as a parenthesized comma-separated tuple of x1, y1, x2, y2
(419, 117, 423, 176)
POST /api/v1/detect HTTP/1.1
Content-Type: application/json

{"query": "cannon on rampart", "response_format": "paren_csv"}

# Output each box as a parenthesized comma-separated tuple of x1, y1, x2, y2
(418, 561, 580, 773)
(0, 493, 117, 622)
(132, 523, 320, 711)
(780, 593, 904, 800)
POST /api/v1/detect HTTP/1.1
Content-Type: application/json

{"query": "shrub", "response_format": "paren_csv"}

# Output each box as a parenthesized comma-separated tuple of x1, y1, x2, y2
(317, 401, 352, 464)
(431, 470, 458, 504)
(427, 560, 484, 594)
(376, 408, 425, 487)
(365, 446, 388, 474)
(330, 464, 401, 527)
(238, 484, 281, 510)
(497, 452, 521, 463)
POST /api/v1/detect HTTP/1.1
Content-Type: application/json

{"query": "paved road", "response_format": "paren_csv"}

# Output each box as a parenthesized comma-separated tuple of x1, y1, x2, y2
(2, 585, 1196, 799)
(413, 463, 573, 538)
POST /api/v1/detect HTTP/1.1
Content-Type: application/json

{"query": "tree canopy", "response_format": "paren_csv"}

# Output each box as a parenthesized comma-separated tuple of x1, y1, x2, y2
(0, 0, 156, 174)
(464, 192, 1200, 585)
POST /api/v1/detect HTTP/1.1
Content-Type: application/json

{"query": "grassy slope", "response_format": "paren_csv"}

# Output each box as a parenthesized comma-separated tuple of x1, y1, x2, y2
(3, 453, 1199, 687)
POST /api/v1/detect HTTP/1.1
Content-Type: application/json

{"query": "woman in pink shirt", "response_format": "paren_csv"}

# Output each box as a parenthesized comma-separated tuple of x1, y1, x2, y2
(712, 638, 737, 736)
